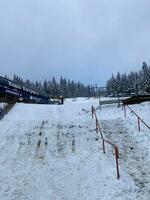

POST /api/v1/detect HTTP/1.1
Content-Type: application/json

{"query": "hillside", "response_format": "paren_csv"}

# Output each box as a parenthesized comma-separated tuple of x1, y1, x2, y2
(1, 98, 150, 199)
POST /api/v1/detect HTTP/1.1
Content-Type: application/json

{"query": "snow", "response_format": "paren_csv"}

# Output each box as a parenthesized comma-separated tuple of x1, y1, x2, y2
(95, 101, 150, 199)
(0, 103, 6, 109)
(1, 98, 150, 199)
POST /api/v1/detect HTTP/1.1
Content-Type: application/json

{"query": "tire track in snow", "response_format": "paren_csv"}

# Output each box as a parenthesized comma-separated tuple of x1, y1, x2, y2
(0, 120, 51, 199)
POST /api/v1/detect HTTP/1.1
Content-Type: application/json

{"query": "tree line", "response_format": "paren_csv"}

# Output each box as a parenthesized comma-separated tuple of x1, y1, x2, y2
(106, 62, 150, 96)
(6, 75, 96, 98)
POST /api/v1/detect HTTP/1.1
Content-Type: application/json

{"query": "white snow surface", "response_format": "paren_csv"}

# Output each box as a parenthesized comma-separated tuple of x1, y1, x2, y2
(96, 101, 150, 199)
(1, 98, 150, 199)
(0, 103, 6, 109)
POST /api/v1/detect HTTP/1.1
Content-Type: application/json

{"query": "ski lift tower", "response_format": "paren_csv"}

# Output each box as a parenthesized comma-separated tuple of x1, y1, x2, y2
(90, 85, 107, 109)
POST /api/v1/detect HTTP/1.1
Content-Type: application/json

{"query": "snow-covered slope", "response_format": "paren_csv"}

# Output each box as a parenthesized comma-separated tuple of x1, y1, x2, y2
(0, 99, 138, 200)
(96, 102, 150, 199)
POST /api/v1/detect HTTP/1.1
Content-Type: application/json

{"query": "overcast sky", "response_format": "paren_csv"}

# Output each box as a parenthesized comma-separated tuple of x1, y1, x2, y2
(0, 0, 150, 86)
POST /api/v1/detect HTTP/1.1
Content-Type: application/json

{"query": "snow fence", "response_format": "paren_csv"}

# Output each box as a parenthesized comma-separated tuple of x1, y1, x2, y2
(91, 105, 120, 180)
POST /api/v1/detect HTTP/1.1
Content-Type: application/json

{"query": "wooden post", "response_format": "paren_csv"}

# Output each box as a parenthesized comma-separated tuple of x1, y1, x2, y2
(96, 118, 98, 133)
(115, 146, 120, 179)
(103, 140, 105, 154)
(92, 106, 94, 119)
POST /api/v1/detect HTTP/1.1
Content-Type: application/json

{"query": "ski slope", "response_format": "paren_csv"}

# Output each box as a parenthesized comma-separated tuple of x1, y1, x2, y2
(1, 98, 149, 199)
(96, 101, 150, 199)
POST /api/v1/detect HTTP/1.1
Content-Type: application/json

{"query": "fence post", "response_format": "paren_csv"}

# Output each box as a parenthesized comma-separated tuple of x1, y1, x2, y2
(103, 140, 105, 154)
(96, 118, 98, 133)
(115, 146, 120, 179)
(137, 117, 141, 131)
(91, 106, 94, 119)
(91, 105, 121, 180)
(124, 105, 126, 118)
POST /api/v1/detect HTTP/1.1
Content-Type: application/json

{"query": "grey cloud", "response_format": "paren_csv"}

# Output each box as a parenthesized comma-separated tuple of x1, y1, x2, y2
(0, 0, 150, 85)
